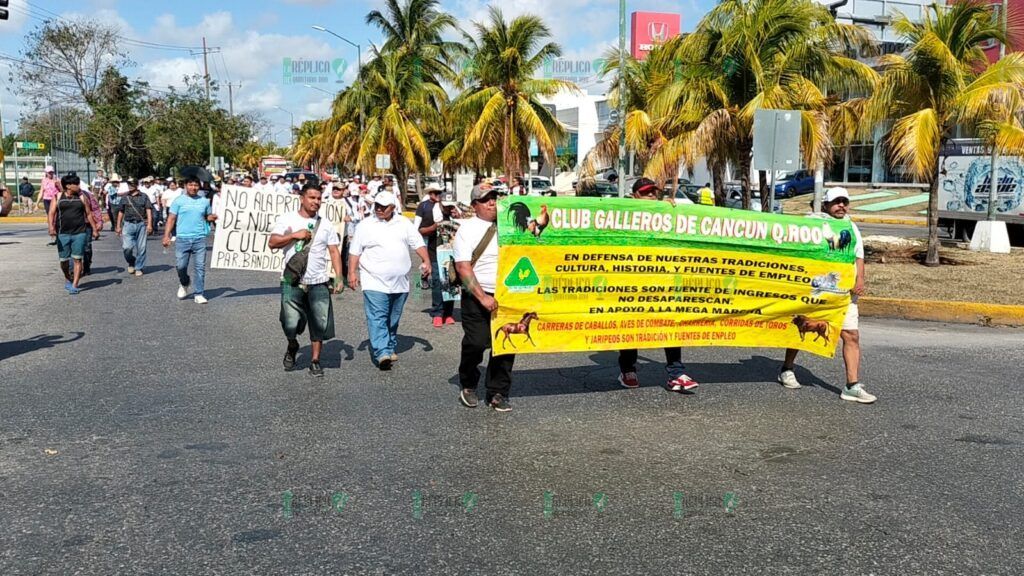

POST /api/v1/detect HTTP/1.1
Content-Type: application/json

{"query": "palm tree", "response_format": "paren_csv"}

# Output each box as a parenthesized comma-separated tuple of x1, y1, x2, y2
(650, 0, 878, 209)
(355, 49, 446, 206)
(448, 6, 574, 179)
(366, 0, 465, 86)
(867, 1, 1024, 265)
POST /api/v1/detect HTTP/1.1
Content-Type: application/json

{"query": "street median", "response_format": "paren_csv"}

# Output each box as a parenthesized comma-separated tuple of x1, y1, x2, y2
(860, 296, 1024, 327)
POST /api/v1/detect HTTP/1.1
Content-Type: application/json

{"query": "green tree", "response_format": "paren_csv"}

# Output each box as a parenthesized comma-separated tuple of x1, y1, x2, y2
(79, 67, 152, 177)
(12, 18, 130, 108)
(449, 6, 573, 179)
(867, 1, 1024, 265)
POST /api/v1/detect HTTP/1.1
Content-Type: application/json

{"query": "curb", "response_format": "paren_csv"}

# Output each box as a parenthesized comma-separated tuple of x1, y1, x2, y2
(860, 296, 1024, 327)
(0, 216, 48, 224)
(851, 215, 926, 227)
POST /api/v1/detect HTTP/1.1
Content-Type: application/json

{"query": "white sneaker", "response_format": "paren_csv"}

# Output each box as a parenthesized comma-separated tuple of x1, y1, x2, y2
(194, 294, 208, 304)
(127, 266, 135, 274)
(840, 383, 876, 404)
(177, 285, 188, 299)
(134, 270, 143, 277)
(778, 370, 802, 389)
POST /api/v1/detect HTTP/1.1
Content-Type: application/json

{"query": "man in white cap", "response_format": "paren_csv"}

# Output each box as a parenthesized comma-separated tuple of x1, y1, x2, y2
(777, 186, 874, 403)
(348, 190, 430, 370)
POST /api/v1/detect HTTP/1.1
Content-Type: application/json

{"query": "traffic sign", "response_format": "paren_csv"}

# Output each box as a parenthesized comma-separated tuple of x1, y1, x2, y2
(752, 110, 800, 171)
(15, 141, 46, 151)
(375, 154, 391, 170)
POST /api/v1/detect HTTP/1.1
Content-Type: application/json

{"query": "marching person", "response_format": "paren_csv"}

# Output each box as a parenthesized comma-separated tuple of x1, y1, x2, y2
(454, 183, 513, 412)
(162, 176, 217, 304)
(415, 182, 457, 327)
(115, 178, 153, 276)
(269, 183, 344, 377)
(777, 186, 875, 404)
(105, 176, 122, 230)
(348, 190, 430, 370)
(47, 174, 100, 294)
(617, 178, 700, 393)
(78, 173, 104, 276)
(41, 167, 62, 244)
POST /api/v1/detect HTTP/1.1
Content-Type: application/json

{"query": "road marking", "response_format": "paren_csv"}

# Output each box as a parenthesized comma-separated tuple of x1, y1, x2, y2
(857, 193, 929, 212)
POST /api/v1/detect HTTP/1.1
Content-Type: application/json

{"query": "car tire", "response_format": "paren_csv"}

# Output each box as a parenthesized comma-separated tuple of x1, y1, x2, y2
(784, 186, 796, 198)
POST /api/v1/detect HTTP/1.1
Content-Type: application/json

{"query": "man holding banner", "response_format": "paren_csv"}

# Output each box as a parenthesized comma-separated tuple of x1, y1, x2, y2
(778, 187, 875, 404)
(454, 183, 513, 412)
(269, 183, 344, 378)
(616, 178, 700, 393)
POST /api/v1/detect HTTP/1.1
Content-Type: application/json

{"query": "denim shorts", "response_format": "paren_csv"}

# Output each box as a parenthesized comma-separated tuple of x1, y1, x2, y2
(280, 282, 336, 341)
(57, 232, 89, 261)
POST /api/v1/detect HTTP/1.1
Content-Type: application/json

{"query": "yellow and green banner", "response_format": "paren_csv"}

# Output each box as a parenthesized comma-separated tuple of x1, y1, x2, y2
(491, 197, 858, 358)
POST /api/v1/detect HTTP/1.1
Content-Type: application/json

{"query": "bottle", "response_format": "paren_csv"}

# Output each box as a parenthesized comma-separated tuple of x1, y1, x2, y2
(295, 222, 314, 252)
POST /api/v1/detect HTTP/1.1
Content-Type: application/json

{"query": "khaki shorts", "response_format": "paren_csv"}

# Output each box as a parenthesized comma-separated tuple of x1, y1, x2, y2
(842, 297, 859, 331)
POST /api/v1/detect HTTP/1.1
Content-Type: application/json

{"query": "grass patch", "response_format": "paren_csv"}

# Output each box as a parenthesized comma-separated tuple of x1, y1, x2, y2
(865, 238, 1024, 305)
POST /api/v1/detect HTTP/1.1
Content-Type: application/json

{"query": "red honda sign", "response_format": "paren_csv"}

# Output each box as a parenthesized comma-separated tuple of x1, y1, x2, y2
(630, 11, 681, 60)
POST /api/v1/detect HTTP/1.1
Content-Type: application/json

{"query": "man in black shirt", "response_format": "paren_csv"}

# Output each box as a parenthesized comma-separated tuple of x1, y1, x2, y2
(416, 183, 457, 327)
(115, 178, 154, 276)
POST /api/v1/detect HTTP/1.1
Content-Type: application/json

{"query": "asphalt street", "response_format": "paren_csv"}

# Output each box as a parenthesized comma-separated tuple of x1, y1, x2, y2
(1, 223, 1021, 575)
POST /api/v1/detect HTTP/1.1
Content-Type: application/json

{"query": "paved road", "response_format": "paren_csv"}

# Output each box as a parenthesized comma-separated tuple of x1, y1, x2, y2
(1, 223, 1021, 575)
(857, 222, 930, 239)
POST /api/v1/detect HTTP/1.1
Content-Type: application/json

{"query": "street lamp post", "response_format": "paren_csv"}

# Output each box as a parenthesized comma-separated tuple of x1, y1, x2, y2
(617, 0, 627, 198)
(312, 25, 363, 138)
(303, 84, 334, 96)
(275, 106, 295, 148)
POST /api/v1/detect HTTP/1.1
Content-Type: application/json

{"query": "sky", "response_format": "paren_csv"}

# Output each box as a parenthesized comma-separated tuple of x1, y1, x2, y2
(0, 0, 715, 145)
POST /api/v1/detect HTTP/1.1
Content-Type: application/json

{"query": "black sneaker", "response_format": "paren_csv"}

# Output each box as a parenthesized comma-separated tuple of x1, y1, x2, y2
(283, 340, 300, 370)
(309, 361, 324, 377)
(488, 394, 512, 412)
(459, 388, 479, 408)
(377, 356, 393, 371)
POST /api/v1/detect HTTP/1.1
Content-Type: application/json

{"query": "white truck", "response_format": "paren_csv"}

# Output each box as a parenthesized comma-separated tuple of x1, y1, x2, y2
(938, 139, 1024, 245)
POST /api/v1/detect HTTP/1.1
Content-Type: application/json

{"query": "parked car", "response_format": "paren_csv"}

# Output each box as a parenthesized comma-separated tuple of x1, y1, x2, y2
(724, 188, 783, 213)
(576, 180, 619, 198)
(774, 170, 815, 198)
(528, 177, 557, 197)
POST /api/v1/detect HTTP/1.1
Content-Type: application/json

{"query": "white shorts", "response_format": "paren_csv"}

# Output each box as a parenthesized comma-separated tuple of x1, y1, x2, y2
(842, 298, 859, 331)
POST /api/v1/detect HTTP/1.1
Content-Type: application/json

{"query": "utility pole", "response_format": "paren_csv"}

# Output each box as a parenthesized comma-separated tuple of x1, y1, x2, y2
(202, 36, 215, 170)
(227, 82, 241, 116)
(986, 0, 1008, 222)
(973, 0, 1011, 253)
(617, 0, 627, 198)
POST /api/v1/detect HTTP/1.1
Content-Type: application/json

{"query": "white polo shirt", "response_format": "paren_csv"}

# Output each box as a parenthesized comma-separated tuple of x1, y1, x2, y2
(350, 214, 425, 293)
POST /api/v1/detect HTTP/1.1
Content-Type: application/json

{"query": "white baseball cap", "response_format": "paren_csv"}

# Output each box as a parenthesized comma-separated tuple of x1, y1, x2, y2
(374, 190, 397, 207)
(823, 186, 850, 203)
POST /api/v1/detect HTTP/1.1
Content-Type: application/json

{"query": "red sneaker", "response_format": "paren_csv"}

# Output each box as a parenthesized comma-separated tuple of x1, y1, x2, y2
(666, 374, 699, 393)
(617, 372, 640, 389)
(444, 317, 456, 325)
(432, 317, 443, 328)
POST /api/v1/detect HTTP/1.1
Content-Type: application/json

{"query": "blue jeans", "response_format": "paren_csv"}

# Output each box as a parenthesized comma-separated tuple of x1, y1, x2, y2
(121, 221, 148, 269)
(175, 236, 207, 295)
(362, 290, 408, 359)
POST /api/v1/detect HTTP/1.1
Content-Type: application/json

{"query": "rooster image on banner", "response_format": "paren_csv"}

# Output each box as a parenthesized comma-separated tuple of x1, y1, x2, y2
(507, 202, 550, 240)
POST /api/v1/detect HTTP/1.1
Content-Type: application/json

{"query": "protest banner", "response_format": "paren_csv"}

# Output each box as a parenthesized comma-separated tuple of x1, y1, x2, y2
(491, 197, 858, 358)
(436, 245, 461, 302)
(212, 185, 345, 272)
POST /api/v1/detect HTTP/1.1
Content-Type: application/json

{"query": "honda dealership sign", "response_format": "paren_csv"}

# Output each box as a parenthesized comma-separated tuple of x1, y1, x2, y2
(630, 12, 681, 60)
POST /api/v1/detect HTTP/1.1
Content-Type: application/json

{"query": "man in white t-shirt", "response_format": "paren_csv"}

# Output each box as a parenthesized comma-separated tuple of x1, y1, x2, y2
(453, 182, 513, 412)
(348, 190, 429, 370)
(269, 183, 344, 378)
(160, 180, 182, 231)
(777, 186, 874, 404)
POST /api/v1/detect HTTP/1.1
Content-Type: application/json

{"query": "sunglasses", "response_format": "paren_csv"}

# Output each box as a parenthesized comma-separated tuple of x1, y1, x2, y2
(830, 198, 850, 206)
(373, 203, 393, 211)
